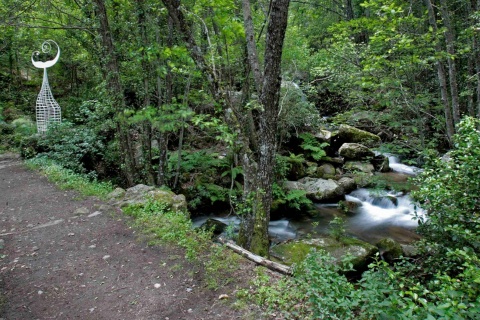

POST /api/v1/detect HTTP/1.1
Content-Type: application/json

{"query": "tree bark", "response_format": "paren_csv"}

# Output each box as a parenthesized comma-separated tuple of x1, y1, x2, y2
(93, 0, 137, 185)
(424, 0, 455, 144)
(438, 0, 461, 126)
(161, 0, 220, 100)
(238, 0, 290, 257)
(136, 0, 155, 185)
(242, 0, 263, 94)
(218, 237, 292, 275)
(162, 0, 290, 257)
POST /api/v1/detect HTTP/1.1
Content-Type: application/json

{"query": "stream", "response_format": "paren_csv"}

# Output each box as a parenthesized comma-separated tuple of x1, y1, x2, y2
(192, 155, 424, 246)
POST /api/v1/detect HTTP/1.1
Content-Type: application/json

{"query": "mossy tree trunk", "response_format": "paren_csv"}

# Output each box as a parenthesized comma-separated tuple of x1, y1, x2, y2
(162, 0, 290, 257)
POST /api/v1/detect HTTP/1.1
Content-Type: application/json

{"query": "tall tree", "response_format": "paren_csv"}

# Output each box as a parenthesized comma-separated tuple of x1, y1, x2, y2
(162, 0, 290, 256)
(92, 0, 138, 185)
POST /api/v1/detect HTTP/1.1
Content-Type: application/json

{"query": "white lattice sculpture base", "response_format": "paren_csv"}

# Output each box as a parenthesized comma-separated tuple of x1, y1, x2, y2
(32, 40, 61, 134)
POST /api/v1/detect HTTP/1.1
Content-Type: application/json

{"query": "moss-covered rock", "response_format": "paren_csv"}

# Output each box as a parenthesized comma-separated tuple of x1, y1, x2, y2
(371, 154, 390, 172)
(338, 124, 381, 148)
(271, 236, 378, 271)
(296, 177, 344, 201)
(339, 143, 375, 160)
(110, 184, 188, 213)
(344, 161, 375, 174)
(337, 177, 357, 193)
(376, 237, 403, 263)
(317, 163, 336, 179)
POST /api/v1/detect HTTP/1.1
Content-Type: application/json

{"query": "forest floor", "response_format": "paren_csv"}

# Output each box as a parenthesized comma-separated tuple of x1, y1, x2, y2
(0, 153, 265, 320)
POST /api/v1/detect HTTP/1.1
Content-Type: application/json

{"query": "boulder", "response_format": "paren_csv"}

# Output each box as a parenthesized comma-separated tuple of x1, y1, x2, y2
(344, 161, 375, 174)
(322, 156, 344, 166)
(338, 124, 381, 148)
(297, 177, 344, 201)
(110, 184, 188, 213)
(314, 129, 332, 143)
(316, 163, 336, 179)
(338, 200, 360, 213)
(201, 218, 227, 235)
(107, 187, 126, 200)
(371, 154, 391, 172)
(148, 189, 188, 212)
(376, 238, 403, 263)
(337, 177, 357, 194)
(271, 236, 378, 271)
(339, 143, 375, 160)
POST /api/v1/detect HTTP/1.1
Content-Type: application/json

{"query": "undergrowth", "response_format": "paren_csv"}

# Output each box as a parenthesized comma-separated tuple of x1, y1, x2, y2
(122, 198, 240, 289)
(25, 156, 114, 199)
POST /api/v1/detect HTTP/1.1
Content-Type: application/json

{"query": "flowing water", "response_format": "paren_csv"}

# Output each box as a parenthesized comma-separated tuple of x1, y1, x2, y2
(193, 155, 424, 246)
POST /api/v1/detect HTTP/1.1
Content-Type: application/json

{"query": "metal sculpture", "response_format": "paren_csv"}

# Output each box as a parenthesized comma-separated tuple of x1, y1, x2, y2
(32, 40, 61, 134)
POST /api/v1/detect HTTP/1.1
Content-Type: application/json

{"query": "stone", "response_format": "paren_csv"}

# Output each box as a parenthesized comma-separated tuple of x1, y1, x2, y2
(337, 177, 356, 194)
(376, 238, 403, 263)
(314, 129, 332, 143)
(321, 156, 344, 166)
(296, 177, 344, 201)
(74, 207, 89, 215)
(154, 283, 161, 288)
(371, 154, 390, 172)
(125, 184, 155, 199)
(344, 161, 375, 174)
(339, 143, 375, 160)
(401, 244, 418, 257)
(201, 219, 227, 236)
(107, 187, 126, 200)
(149, 190, 187, 213)
(271, 236, 378, 271)
(338, 200, 360, 213)
(88, 211, 102, 218)
(338, 124, 381, 148)
(316, 163, 336, 179)
(114, 184, 188, 214)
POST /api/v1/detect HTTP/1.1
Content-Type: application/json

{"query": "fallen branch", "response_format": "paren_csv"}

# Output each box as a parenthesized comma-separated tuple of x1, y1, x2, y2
(218, 237, 292, 275)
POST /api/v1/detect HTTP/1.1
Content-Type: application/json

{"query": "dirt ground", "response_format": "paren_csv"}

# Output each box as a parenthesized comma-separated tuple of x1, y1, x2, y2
(0, 153, 265, 320)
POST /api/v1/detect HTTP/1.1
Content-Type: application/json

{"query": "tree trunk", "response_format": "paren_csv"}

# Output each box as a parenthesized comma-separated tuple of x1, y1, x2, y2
(242, 0, 263, 94)
(93, 0, 137, 185)
(162, 0, 290, 257)
(136, 0, 155, 185)
(424, 0, 455, 144)
(237, 0, 290, 257)
(439, 0, 461, 126)
(472, 0, 480, 119)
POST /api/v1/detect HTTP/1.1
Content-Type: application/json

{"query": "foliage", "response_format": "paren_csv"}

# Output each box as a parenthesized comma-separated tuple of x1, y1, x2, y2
(413, 116, 480, 270)
(249, 249, 480, 319)
(36, 122, 106, 176)
(329, 216, 346, 241)
(298, 133, 327, 161)
(25, 157, 114, 199)
(122, 197, 239, 289)
(0, 116, 36, 152)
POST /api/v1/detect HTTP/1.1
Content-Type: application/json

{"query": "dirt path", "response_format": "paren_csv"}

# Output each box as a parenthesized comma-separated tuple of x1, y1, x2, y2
(0, 154, 259, 320)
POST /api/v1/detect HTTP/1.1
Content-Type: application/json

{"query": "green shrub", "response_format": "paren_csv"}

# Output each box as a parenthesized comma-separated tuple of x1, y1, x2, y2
(36, 122, 106, 175)
(413, 116, 480, 270)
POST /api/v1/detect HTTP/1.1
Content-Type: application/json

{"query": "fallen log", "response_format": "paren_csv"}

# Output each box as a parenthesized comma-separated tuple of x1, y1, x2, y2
(217, 237, 292, 275)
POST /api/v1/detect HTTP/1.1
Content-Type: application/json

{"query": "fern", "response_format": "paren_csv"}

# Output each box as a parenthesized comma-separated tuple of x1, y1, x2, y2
(299, 133, 328, 161)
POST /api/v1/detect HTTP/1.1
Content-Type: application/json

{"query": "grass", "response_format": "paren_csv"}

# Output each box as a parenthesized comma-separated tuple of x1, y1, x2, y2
(25, 157, 114, 199)
(24, 155, 244, 290)
(123, 199, 240, 290)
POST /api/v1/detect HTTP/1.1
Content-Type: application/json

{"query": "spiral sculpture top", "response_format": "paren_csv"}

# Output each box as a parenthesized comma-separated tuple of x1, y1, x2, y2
(31, 40, 60, 69)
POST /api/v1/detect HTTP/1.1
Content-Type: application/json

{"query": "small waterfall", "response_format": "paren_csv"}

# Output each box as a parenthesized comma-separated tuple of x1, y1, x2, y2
(192, 216, 297, 242)
(346, 188, 423, 228)
(387, 154, 421, 175)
